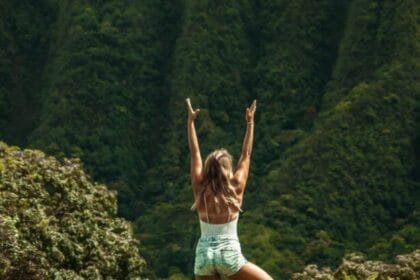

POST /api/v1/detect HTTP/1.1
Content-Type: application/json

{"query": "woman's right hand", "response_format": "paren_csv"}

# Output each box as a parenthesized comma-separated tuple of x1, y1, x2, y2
(186, 98, 200, 121)
(246, 100, 257, 123)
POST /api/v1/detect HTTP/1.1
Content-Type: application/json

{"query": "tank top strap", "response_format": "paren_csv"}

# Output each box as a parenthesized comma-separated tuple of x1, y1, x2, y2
(227, 204, 230, 223)
(204, 194, 210, 223)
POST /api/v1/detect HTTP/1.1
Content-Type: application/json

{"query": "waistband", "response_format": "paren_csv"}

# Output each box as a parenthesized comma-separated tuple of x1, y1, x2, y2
(198, 234, 239, 242)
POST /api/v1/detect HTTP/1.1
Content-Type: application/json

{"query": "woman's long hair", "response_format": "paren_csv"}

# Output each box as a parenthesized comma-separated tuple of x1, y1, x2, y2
(191, 148, 241, 214)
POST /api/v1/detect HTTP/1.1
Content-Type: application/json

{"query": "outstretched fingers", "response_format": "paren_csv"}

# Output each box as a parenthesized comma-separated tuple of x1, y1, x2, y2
(246, 100, 257, 122)
(186, 98, 200, 120)
(186, 98, 193, 112)
(250, 100, 257, 113)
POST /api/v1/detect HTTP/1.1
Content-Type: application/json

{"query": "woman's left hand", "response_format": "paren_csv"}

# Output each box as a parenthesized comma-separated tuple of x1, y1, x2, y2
(186, 98, 200, 121)
(246, 99, 257, 123)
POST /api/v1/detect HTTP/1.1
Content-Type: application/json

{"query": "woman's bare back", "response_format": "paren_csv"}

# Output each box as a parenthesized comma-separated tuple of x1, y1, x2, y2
(195, 177, 244, 224)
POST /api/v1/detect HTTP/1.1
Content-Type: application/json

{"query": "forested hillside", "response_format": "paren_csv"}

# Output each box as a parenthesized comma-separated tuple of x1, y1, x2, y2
(0, 0, 418, 279)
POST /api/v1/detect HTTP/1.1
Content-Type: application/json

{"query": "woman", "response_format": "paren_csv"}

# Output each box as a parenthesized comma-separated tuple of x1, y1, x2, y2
(186, 98, 273, 280)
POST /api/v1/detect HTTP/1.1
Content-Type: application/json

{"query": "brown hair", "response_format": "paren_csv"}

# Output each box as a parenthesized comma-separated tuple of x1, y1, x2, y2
(191, 148, 241, 214)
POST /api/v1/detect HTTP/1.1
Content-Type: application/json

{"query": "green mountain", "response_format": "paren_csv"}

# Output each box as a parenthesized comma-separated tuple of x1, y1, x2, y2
(0, 0, 418, 279)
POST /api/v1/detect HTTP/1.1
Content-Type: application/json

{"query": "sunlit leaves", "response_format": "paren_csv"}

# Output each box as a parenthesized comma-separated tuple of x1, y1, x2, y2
(0, 142, 145, 279)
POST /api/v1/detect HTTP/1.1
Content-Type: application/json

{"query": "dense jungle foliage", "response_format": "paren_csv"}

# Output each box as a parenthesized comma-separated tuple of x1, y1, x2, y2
(0, 142, 145, 279)
(0, 0, 419, 279)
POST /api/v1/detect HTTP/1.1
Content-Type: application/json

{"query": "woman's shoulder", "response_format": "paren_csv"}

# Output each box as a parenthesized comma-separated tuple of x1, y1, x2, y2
(229, 177, 245, 195)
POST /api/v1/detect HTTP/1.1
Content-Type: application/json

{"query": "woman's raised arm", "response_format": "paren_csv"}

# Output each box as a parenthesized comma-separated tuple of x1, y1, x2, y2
(186, 98, 202, 187)
(234, 100, 256, 187)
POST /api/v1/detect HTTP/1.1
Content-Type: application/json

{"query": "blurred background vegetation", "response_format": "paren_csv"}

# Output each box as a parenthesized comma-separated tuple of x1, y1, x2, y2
(0, 0, 418, 279)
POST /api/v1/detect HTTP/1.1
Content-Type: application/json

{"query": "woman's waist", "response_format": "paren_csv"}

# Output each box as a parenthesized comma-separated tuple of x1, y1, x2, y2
(199, 233, 239, 241)
(199, 218, 238, 237)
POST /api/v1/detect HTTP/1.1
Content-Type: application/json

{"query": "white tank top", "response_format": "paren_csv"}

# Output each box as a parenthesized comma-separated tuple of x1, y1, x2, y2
(199, 195, 239, 238)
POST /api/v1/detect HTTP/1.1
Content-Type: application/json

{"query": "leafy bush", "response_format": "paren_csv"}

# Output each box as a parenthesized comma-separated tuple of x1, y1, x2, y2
(293, 249, 419, 280)
(0, 141, 145, 279)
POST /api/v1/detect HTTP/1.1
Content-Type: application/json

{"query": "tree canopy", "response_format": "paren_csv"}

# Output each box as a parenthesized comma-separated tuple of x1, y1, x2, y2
(0, 141, 145, 279)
